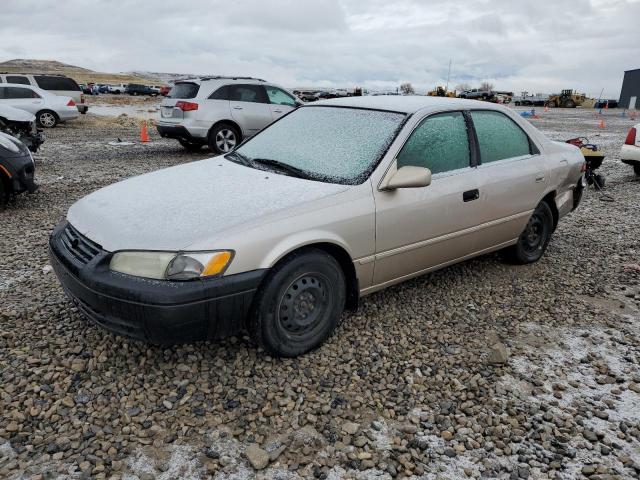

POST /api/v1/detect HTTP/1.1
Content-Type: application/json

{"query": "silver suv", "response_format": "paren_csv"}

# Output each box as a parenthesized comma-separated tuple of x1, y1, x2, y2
(157, 76, 301, 153)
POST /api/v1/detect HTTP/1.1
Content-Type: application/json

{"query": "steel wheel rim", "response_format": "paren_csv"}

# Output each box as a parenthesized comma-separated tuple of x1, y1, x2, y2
(215, 129, 236, 152)
(522, 214, 545, 253)
(277, 273, 330, 337)
(40, 113, 55, 127)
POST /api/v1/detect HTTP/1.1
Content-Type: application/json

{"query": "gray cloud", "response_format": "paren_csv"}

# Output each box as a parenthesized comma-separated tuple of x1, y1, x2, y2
(1, 0, 639, 97)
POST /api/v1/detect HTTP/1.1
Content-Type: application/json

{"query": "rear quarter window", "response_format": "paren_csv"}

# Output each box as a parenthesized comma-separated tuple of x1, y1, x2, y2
(471, 110, 533, 163)
(208, 85, 230, 100)
(34, 75, 80, 91)
(6, 75, 30, 85)
(168, 83, 200, 99)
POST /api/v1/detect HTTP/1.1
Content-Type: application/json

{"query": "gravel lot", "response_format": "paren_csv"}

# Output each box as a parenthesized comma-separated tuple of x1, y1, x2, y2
(1, 106, 639, 480)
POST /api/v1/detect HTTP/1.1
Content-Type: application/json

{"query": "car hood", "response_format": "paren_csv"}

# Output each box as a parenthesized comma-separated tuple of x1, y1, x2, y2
(67, 157, 349, 252)
(0, 104, 35, 122)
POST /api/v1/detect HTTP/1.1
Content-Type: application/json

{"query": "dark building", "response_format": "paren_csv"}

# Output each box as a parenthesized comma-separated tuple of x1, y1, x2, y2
(619, 68, 640, 110)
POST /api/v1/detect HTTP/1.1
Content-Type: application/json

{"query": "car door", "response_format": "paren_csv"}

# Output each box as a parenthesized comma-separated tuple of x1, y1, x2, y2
(1, 86, 43, 115)
(264, 85, 298, 121)
(469, 110, 549, 248)
(372, 111, 485, 286)
(228, 84, 272, 137)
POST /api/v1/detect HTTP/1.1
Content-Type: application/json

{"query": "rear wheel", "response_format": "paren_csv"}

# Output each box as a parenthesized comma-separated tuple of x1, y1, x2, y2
(503, 201, 554, 264)
(208, 123, 239, 154)
(178, 139, 204, 152)
(563, 99, 576, 108)
(248, 249, 346, 357)
(36, 110, 58, 128)
(0, 177, 7, 206)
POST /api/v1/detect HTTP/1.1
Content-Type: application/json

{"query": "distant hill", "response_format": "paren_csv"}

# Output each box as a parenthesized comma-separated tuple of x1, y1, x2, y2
(0, 59, 162, 86)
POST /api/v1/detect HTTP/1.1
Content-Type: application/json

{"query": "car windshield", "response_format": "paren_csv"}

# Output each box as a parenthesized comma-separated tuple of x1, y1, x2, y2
(230, 106, 405, 184)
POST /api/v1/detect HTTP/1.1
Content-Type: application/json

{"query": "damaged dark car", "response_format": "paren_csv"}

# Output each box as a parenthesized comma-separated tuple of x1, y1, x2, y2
(0, 104, 45, 153)
(0, 131, 38, 204)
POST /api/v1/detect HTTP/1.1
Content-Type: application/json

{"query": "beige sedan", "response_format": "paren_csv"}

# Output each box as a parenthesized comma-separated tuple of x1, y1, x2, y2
(50, 96, 585, 357)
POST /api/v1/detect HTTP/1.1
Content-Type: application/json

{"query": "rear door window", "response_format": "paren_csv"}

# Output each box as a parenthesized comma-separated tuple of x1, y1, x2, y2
(265, 86, 297, 106)
(208, 85, 230, 100)
(6, 75, 30, 85)
(229, 84, 268, 103)
(5, 87, 39, 99)
(470, 111, 532, 163)
(396, 111, 471, 174)
(168, 82, 200, 99)
(34, 75, 80, 91)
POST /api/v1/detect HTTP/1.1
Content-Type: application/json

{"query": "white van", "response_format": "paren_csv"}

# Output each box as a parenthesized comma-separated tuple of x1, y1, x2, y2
(0, 74, 88, 114)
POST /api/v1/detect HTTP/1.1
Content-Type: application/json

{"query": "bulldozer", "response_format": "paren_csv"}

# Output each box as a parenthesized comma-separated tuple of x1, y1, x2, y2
(427, 86, 456, 98)
(545, 89, 586, 108)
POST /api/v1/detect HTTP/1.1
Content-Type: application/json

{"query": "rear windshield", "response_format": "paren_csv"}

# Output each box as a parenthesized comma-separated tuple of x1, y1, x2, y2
(168, 82, 200, 99)
(34, 75, 80, 91)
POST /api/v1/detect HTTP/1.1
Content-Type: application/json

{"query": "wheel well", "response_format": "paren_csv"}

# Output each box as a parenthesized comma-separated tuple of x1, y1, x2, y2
(541, 191, 559, 230)
(269, 243, 359, 310)
(209, 120, 243, 142)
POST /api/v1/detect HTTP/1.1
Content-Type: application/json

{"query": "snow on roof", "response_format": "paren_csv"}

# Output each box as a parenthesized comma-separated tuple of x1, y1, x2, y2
(311, 95, 506, 114)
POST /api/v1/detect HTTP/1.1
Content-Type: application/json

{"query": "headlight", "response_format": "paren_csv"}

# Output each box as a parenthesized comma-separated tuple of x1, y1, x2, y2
(109, 250, 233, 281)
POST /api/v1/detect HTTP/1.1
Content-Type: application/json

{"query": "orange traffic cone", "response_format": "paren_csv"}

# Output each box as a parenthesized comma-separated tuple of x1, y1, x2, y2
(544, 106, 549, 113)
(604, 101, 609, 110)
(140, 121, 150, 143)
(598, 119, 605, 129)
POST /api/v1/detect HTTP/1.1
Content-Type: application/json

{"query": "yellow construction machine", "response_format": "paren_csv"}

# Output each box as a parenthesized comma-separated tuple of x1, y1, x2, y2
(427, 86, 456, 97)
(545, 89, 586, 108)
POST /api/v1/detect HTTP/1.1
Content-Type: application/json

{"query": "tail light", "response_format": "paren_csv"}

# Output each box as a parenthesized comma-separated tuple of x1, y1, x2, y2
(80, 94, 85, 104)
(625, 127, 637, 145)
(580, 162, 587, 173)
(67, 99, 76, 107)
(175, 101, 198, 112)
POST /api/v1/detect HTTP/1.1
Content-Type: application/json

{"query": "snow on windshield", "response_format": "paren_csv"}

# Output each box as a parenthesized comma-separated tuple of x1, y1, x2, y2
(235, 106, 405, 184)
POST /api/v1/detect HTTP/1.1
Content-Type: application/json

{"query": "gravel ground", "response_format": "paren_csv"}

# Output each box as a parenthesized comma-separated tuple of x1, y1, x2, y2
(1, 107, 639, 480)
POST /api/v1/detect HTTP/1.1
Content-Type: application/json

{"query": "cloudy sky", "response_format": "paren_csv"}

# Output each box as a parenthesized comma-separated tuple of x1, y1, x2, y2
(2, 0, 639, 97)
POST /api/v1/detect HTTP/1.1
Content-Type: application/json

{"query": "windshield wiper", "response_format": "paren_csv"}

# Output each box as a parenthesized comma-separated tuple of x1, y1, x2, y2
(250, 158, 314, 180)
(225, 150, 252, 166)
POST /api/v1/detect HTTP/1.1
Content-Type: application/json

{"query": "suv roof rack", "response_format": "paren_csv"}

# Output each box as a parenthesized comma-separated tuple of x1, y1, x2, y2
(0, 72, 70, 77)
(178, 76, 266, 82)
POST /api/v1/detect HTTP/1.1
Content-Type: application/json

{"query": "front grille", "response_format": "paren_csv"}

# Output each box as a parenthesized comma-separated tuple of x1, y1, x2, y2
(60, 223, 102, 265)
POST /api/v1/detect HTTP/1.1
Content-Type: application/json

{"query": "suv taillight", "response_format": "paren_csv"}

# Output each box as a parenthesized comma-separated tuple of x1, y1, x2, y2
(625, 127, 637, 145)
(80, 94, 85, 104)
(176, 101, 198, 112)
(67, 99, 76, 107)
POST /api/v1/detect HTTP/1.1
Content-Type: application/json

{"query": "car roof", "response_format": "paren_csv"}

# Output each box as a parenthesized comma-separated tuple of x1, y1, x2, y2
(311, 95, 508, 114)
(176, 77, 266, 86)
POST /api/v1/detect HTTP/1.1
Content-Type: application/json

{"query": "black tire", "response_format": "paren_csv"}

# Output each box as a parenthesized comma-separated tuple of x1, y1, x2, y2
(248, 249, 346, 357)
(634, 165, 640, 176)
(594, 174, 605, 189)
(208, 123, 240, 154)
(503, 201, 554, 264)
(178, 139, 204, 152)
(563, 99, 576, 108)
(36, 110, 58, 128)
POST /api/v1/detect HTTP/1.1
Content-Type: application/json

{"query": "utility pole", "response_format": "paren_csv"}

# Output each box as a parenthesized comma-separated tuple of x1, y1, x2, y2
(445, 59, 452, 91)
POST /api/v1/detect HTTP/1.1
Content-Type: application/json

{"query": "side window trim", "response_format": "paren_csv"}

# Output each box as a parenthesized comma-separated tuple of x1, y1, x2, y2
(467, 109, 539, 164)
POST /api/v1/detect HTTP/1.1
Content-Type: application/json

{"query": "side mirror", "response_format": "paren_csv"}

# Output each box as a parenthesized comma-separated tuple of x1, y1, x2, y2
(386, 166, 432, 189)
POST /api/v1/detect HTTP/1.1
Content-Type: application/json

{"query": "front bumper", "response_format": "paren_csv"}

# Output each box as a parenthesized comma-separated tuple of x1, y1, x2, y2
(49, 221, 266, 344)
(1, 151, 38, 195)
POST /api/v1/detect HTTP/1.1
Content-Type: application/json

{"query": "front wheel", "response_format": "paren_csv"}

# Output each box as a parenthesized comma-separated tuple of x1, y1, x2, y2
(36, 110, 58, 128)
(503, 201, 554, 264)
(248, 249, 346, 357)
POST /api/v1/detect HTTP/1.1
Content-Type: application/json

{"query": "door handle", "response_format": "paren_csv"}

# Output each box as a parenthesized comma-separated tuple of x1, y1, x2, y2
(233, 106, 243, 110)
(535, 175, 545, 183)
(273, 109, 283, 113)
(463, 189, 479, 202)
